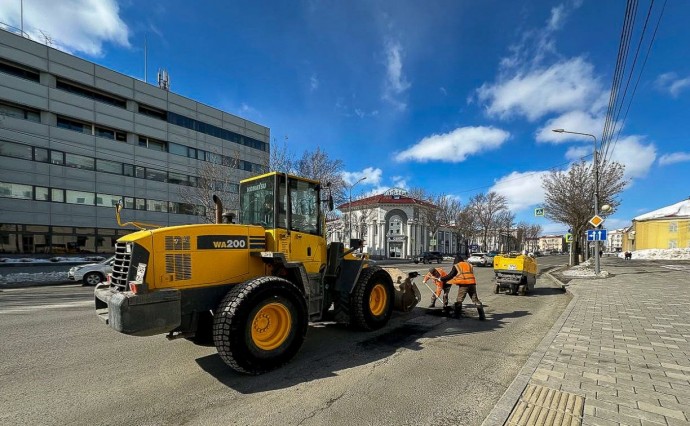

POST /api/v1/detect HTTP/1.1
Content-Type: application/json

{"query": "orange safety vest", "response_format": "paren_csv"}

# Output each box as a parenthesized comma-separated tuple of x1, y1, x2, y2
(423, 267, 447, 284)
(446, 261, 477, 286)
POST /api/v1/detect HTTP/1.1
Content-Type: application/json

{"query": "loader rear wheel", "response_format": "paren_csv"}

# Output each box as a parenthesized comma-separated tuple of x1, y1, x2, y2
(213, 276, 308, 375)
(494, 284, 500, 294)
(351, 266, 394, 331)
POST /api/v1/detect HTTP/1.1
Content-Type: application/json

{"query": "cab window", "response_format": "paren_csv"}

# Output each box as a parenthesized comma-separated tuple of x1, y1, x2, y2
(289, 178, 319, 235)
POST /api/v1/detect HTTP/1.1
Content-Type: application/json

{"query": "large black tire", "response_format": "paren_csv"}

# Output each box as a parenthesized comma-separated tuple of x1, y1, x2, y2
(350, 266, 395, 331)
(213, 277, 308, 375)
(82, 271, 103, 286)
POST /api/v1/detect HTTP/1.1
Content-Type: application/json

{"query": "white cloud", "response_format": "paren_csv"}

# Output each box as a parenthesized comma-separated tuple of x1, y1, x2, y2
(476, 57, 603, 121)
(547, 5, 566, 31)
(395, 126, 510, 163)
(536, 110, 605, 143)
(659, 152, 690, 166)
(655, 72, 690, 97)
(342, 167, 383, 186)
(490, 171, 549, 211)
(310, 74, 319, 91)
(382, 40, 410, 110)
(0, 0, 130, 56)
(564, 145, 591, 161)
(605, 135, 656, 179)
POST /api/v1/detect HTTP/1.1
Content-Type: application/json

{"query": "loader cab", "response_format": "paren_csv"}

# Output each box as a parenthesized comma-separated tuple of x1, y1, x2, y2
(239, 172, 327, 273)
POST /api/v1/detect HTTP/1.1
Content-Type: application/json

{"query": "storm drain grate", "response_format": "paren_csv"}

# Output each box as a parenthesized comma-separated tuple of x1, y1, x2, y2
(506, 384, 584, 426)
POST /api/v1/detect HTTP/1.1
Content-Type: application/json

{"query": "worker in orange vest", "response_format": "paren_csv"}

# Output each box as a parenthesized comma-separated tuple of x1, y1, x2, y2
(423, 267, 450, 309)
(440, 254, 486, 320)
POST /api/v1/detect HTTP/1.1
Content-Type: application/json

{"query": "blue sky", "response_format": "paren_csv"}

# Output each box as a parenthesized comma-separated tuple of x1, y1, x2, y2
(1, 0, 689, 235)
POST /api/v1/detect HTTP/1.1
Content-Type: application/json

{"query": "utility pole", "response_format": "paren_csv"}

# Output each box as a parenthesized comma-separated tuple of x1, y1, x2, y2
(552, 128, 601, 275)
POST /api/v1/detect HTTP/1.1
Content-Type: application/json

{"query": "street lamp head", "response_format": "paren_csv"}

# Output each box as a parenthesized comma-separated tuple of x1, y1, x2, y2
(552, 129, 565, 133)
(601, 204, 611, 212)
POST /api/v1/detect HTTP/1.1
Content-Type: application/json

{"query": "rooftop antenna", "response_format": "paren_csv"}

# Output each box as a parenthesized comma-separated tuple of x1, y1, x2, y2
(157, 68, 170, 91)
(144, 35, 147, 83)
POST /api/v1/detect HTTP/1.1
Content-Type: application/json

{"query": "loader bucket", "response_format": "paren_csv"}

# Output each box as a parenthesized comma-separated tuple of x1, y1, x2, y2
(382, 267, 421, 312)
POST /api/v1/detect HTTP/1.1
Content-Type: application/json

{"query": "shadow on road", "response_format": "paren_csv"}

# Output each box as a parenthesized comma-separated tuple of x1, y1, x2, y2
(195, 306, 530, 393)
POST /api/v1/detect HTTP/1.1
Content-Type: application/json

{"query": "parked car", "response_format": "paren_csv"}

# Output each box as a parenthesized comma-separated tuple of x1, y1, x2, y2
(68, 256, 114, 286)
(467, 252, 489, 267)
(413, 251, 444, 264)
(484, 250, 499, 265)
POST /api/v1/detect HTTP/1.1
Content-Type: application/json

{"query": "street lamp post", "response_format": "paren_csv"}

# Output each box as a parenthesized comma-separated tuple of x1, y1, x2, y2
(552, 128, 601, 275)
(348, 177, 366, 243)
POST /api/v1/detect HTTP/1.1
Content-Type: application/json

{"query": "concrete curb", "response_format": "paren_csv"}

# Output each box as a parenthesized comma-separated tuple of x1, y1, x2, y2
(481, 268, 577, 426)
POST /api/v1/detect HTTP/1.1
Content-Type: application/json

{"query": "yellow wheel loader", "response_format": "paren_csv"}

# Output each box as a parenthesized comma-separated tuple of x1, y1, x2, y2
(94, 172, 419, 374)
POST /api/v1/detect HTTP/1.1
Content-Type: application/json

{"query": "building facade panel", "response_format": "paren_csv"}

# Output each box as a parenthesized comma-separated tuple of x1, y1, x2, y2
(0, 32, 48, 69)
(0, 74, 49, 108)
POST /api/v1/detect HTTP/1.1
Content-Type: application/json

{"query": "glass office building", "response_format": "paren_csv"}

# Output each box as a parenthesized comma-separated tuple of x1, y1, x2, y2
(0, 30, 270, 254)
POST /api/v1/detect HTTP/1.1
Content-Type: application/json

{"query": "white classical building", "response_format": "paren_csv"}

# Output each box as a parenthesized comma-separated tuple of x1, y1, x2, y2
(328, 188, 461, 259)
(605, 228, 625, 252)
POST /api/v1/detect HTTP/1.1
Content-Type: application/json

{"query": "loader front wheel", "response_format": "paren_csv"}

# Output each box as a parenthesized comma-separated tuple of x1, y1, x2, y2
(213, 276, 308, 375)
(351, 266, 394, 331)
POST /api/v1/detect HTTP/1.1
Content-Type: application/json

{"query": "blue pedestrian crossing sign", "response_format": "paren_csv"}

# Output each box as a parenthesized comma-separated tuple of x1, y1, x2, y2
(586, 229, 608, 241)
(534, 208, 544, 217)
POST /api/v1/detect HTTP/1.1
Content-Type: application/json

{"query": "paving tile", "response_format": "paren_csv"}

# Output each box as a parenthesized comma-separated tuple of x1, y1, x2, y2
(638, 401, 687, 421)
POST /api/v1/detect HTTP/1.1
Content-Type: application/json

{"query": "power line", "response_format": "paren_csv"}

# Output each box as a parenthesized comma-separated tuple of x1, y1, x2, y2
(601, 0, 639, 157)
(606, 0, 667, 163)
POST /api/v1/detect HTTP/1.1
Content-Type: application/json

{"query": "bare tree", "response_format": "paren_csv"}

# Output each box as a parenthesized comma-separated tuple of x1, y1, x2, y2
(295, 147, 347, 205)
(178, 149, 241, 223)
(269, 138, 295, 174)
(542, 159, 626, 264)
(469, 192, 509, 251)
(495, 210, 516, 252)
(515, 221, 542, 252)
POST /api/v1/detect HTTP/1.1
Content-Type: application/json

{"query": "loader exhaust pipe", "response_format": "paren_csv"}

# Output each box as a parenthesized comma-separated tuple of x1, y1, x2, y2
(213, 195, 223, 224)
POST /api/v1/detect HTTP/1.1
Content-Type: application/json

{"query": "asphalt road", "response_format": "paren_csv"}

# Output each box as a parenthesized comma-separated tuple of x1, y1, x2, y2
(0, 256, 570, 426)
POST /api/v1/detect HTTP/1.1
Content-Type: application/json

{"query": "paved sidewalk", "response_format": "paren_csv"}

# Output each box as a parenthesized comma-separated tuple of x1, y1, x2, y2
(484, 257, 690, 426)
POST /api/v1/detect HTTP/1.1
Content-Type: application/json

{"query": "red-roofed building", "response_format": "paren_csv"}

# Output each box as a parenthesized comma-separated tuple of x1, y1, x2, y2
(331, 188, 461, 259)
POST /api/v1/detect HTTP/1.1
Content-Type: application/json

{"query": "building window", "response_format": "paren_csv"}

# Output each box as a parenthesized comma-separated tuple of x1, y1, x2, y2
(56, 79, 126, 109)
(0, 59, 40, 82)
(65, 153, 95, 170)
(57, 116, 91, 134)
(669, 222, 678, 232)
(138, 136, 167, 151)
(35, 186, 49, 201)
(123, 164, 134, 177)
(669, 240, 678, 249)
(0, 101, 40, 122)
(135, 166, 145, 179)
(50, 151, 65, 166)
(51, 189, 65, 203)
(146, 199, 168, 212)
(146, 168, 167, 182)
(96, 193, 121, 207)
(34, 148, 48, 162)
(96, 159, 123, 174)
(0, 181, 32, 199)
(0, 140, 33, 160)
(168, 142, 187, 156)
(135, 198, 146, 210)
(138, 105, 167, 120)
(66, 190, 95, 205)
(168, 172, 189, 186)
(123, 197, 134, 209)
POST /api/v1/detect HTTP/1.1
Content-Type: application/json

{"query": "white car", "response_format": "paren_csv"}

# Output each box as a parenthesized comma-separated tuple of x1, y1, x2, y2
(467, 253, 489, 267)
(68, 256, 114, 286)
